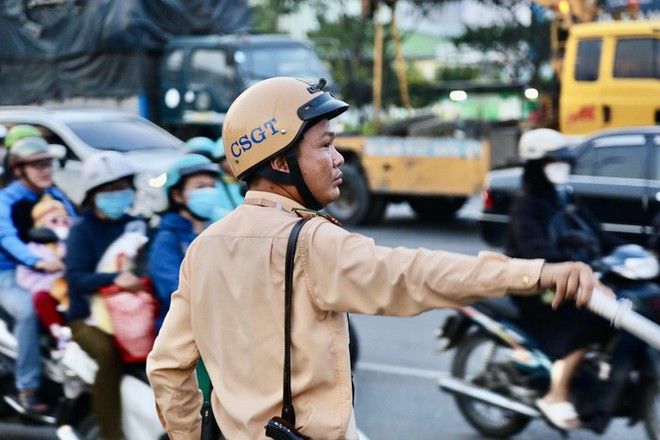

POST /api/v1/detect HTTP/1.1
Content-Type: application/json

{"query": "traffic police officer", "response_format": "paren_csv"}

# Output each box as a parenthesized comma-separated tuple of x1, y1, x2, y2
(147, 77, 604, 440)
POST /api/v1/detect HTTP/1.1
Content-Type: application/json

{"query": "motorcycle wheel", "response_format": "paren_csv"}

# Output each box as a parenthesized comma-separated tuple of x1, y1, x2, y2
(451, 332, 531, 438)
(644, 379, 659, 440)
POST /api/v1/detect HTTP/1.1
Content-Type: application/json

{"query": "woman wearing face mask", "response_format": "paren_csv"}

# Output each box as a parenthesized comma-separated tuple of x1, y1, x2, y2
(65, 151, 148, 440)
(148, 154, 220, 331)
(184, 136, 245, 220)
(505, 129, 622, 431)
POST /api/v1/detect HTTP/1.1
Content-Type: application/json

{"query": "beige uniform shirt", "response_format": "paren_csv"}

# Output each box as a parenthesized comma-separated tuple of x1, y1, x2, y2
(147, 190, 544, 440)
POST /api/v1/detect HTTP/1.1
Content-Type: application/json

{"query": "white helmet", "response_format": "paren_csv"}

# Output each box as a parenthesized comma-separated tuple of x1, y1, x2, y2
(82, 151, 136, 196)
(519, 128, 571, 161)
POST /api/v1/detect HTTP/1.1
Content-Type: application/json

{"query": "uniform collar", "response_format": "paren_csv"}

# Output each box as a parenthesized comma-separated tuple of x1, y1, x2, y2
(243, 190, 305, 214)
(243, 190, 342, 225)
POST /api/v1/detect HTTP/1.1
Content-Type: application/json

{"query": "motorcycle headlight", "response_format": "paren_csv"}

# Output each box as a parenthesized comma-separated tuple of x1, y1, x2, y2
(606, 244, 660, 280)
(622, 256, 660, 280)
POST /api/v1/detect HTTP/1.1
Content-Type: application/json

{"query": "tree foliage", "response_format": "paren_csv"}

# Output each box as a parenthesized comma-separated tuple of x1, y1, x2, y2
(251, 0, 553, 108)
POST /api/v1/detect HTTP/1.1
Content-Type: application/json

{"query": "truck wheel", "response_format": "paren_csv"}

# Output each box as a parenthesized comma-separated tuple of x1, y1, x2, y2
(326, 163, 385, 225)
(409, 196, 466, 221)
(362, 195, 387, 225)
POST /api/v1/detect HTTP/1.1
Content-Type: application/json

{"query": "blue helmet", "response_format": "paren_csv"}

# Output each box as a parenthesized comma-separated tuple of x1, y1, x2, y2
(215, 137, 226, 159)
(185, 136, 221, 160)
(164, 154, 219, 194)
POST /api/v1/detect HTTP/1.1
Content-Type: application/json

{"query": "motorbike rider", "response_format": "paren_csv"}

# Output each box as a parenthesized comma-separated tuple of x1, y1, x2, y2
(65, 151, 149, 440)
(0, 125, 76, 414)
(147, 77, 606, 440)
(505, 128, 621, 430)
(148, 154, 220, 403)
(149, 154, 220, 331)
(185, 136, 245, 219)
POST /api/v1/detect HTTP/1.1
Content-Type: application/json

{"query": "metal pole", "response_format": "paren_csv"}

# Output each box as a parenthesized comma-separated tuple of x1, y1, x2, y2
(372, 1, 383, 132)
(390, 1, 410, 109)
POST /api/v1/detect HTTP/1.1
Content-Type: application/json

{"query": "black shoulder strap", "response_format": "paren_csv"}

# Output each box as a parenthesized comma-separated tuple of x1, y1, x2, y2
(281, 218, 310, 427)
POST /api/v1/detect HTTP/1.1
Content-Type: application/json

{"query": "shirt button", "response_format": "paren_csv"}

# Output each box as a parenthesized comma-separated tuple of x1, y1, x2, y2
(522, 275, 530, 285)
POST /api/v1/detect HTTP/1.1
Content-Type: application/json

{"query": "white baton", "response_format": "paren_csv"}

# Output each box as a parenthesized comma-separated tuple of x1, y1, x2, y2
(582, 288, 660, 351)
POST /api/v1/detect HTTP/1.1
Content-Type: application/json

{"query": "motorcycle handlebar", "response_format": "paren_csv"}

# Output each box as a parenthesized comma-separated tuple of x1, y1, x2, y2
(582, 288, 660, 350)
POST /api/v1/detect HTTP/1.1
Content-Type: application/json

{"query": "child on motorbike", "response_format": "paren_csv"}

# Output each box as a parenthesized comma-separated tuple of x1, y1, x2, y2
(65, 151, 150, 440)
(16, 195, 72, 353)
(505, 128, 621, 430)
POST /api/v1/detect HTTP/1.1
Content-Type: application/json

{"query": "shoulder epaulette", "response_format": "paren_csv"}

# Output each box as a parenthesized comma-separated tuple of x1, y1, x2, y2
(291, 208, 342, 227)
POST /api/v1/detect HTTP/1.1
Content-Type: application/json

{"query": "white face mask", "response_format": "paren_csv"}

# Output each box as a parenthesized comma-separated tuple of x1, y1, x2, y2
(543, 162, 571, 185)
(52, 226, 69, 241)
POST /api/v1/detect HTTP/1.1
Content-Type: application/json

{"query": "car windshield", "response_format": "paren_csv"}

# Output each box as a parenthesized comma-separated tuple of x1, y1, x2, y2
(67, 119, 182, 151)
(234, 44, 331, 82)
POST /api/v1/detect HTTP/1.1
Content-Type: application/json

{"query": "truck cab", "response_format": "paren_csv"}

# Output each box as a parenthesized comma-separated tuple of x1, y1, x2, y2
(560, 20, 660, 135)
(159, 34, 335, 139)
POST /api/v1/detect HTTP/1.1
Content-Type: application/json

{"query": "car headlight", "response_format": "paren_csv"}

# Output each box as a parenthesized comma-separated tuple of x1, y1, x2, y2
(195, 91, 211, 111)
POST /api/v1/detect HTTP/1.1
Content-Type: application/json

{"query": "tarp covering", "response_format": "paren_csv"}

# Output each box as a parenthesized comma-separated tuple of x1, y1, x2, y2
(0, 0, 252, 104)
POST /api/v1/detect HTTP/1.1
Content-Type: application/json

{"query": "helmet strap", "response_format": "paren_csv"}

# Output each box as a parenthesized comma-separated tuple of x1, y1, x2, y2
(252, 149, 323, 210)
(16, 165, 41, 192)
(283, 148, 323, 211)
(253, 165, 294, 185)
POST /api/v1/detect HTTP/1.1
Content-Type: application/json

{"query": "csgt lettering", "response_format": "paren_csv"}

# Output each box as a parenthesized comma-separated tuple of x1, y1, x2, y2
(230, 118, 279, 158)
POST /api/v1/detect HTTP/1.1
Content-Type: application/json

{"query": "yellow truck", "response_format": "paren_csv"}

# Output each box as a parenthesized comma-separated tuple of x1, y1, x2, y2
(325, 134, 490, 225)
(559, 20, 660, 134)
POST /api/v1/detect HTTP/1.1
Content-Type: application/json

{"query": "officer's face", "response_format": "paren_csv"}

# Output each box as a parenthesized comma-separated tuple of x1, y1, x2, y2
(297, 119, 344, 206)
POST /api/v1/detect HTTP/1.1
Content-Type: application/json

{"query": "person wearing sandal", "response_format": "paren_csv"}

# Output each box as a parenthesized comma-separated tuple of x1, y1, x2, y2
(146, 77, 610, 440)
(505, 128, 619, 430)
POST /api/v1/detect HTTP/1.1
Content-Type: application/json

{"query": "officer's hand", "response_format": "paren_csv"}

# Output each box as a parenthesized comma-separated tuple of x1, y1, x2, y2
(539, 262, 614, 309)
(35, 257, 65, 274)
(113, 272, 143, 292)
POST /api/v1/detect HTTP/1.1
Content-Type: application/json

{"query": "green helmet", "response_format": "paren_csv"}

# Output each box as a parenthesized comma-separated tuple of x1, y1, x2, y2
(5, 124, 42, 149)
(184, 136, 221, 160)
(164, 154, 219, 194)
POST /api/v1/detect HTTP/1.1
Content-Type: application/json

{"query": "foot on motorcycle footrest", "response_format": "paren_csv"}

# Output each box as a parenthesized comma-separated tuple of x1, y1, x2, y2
(536, 398, 582, 431)
(17, 390, 50, 415)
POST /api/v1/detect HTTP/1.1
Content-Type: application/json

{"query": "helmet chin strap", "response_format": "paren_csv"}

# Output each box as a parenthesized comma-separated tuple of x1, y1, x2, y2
(253, 148, 323, 210)
(17, 166, 43, 193)
(284, 148, 323, 211)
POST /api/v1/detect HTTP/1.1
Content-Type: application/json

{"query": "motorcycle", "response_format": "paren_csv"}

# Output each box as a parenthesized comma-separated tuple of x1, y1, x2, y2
(436, 244, 660, 439)
(0, 305, 166, 440)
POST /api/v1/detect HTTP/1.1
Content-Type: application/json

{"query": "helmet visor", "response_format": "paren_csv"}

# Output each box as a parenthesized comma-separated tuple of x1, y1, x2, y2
(544, 146, 575, 162)
(179, 162, 220, 179)
(11, 138, 64, 164)
(297, 92, 349, 123)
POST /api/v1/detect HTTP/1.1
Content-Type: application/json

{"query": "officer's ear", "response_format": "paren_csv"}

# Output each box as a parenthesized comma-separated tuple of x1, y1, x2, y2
(270, 154, 290, 174)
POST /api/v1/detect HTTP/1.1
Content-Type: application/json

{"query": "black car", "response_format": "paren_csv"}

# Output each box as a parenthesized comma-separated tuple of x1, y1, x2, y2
(479, 126, 660, 247)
